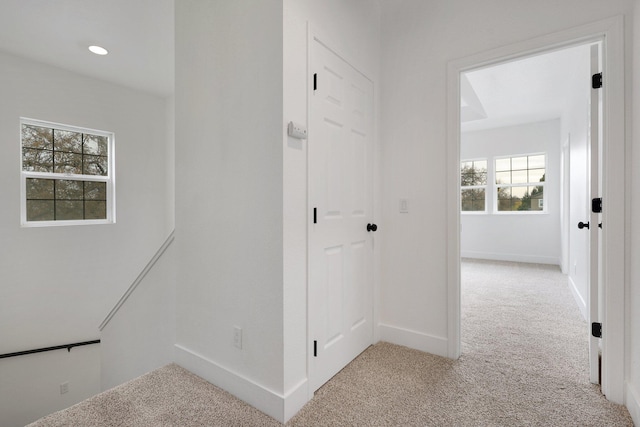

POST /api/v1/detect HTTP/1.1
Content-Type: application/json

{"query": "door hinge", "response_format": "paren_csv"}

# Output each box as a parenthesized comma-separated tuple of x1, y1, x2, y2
(592, 322, 602, 338)
(592, 197, 602, 213)
(313, 207, 317, 224)
(313, 340, 317, 357)
(592, 73, 603, 89)
(313, 73, 317, 91)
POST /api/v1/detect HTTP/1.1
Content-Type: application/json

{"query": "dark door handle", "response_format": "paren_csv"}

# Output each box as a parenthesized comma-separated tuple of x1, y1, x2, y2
(367, 223, 378, 232)
(578, 221, 590, 230)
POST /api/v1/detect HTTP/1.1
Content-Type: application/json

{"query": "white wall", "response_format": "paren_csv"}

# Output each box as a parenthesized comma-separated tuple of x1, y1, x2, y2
(460, 120, 561, 265)
(626, 0, 640, 423)
(0, 52, 172, 427)
(379, 0, 634, 358)
(282, 0, 381, 418)
(0, 345, 100, 427)
(166, 95, 176, 231)
(100, 237, 176, 391)
(174, 0, 286, 421)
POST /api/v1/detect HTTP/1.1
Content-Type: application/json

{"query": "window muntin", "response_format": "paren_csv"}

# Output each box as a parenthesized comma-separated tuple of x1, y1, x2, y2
(495, 154, 545, 212)
(461, 159, 487, 212)
(20, 119, 114, 226)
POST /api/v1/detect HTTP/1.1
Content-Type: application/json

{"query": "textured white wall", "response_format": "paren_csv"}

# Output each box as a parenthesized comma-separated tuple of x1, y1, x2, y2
(0, 345, 100, 427)
(0, 51, 172, 427)
(379, 0, 634, 356)
(460, 120, 561, 265)
(100, 238, 176, 391)
(174, 0, 285, 420)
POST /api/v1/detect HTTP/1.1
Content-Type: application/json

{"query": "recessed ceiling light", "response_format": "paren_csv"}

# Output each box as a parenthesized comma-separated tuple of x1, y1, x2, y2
(88, 45, 108, 56)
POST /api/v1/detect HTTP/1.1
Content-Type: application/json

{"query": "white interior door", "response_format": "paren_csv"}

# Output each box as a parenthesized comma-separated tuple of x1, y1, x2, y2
(588, 43, 602, 384)
(308, 37, 374, 393)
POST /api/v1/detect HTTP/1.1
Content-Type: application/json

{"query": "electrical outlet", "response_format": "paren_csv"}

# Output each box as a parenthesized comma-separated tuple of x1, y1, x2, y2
(60, 382, 69, 395)
(399, 198, 409, 213)
(233, 326, 243, 349)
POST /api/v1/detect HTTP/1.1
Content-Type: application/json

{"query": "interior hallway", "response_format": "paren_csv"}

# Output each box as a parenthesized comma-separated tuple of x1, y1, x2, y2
(30, 260, 632, 426)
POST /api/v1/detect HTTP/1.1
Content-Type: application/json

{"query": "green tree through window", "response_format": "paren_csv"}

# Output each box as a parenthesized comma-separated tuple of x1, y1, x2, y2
(496, 154, 545, 212)
(461, 159, 487, 212)
(518, 174, 545, 211)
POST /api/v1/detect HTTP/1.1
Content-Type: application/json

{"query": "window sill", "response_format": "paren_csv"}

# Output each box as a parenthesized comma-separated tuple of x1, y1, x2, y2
(21, 219, 114, 228)
(492, 211, 548, 215)
(460, 211, 548, 216)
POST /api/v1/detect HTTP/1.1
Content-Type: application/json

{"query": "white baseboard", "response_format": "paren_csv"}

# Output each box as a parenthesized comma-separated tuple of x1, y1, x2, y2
(175, 344, 309, 423)
(283, 377, 309, 422)
(378, 323, 448, 358)
(461, 251, 560, 266)
(626, 382, 640, 426)
(568, 276, 587, 321)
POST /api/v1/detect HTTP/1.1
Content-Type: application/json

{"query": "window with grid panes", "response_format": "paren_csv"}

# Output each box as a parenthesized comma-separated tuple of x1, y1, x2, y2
(495, 154, 545, 212)
(460, 159, 487, 212)
(20, 119, 114, 226)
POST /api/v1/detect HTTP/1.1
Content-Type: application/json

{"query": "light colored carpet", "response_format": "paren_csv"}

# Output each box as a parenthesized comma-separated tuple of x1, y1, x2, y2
(29, 259, 633, 426)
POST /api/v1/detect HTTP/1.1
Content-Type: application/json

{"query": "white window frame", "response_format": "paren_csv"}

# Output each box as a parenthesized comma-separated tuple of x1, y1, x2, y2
(20, 117, 116, 227)
(494, 152, 546, 214)
(460, 158, 488, 214)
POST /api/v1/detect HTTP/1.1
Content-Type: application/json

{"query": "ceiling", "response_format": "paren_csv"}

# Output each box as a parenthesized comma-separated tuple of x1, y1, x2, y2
(0, 3, 591, 116)
(0, 0, 174, 97)
(461, 44, 592, 132)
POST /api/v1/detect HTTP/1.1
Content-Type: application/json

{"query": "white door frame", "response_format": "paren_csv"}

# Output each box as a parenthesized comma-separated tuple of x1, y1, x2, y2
(588, 43, 602, 385)
(446, 16, 625, 403)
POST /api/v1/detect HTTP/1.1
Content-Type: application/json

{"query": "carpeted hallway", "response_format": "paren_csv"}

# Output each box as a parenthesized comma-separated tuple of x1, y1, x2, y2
(29, 260, 633, 426)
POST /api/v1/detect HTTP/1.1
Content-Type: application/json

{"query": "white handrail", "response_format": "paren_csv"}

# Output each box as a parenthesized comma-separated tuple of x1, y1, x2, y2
(99, 230, 175, 331)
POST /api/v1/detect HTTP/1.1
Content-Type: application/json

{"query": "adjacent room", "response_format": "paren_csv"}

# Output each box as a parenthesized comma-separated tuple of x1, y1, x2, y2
(459, 42, 599, 377)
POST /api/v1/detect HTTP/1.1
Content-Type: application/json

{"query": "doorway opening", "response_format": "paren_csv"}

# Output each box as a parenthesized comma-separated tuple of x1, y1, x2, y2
(447, 16, 625, 404)
(459, 43, 601, 382)
(458, 42, 599, 381)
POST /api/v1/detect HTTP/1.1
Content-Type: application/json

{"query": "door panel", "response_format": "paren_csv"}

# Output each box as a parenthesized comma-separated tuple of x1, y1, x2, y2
(350, 131, 367, 215)
(349, 241, 366, 328)
(325, 245, 344, 344)
(309, 38, 374, 392)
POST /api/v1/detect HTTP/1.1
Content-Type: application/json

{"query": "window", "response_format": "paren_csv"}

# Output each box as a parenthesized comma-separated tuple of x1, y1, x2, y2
(20, 118, 115, 226)
(461, 159, 487, 212)
(495, 154, 545, 212)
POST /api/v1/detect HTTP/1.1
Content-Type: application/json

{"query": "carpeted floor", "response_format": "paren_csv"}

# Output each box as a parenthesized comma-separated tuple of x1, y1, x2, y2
(29, 259, 633, 426)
